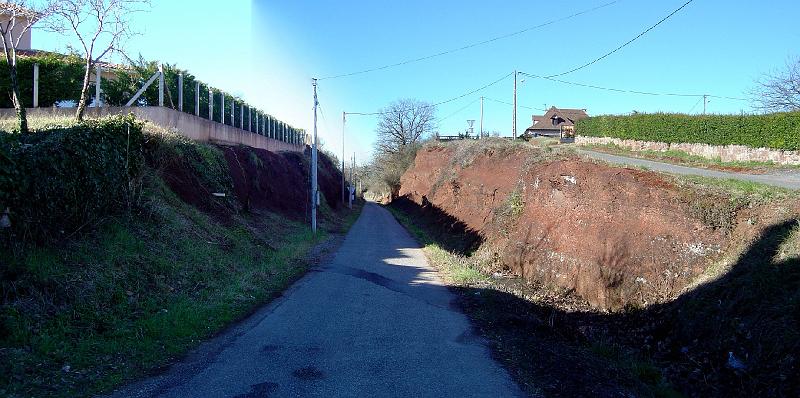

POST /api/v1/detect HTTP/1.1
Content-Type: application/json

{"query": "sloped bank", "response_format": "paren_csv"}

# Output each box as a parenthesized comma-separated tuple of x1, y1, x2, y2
(393, 139, 800, 396)
(398, 139, 795, 310)
(0, 118, 353, 397)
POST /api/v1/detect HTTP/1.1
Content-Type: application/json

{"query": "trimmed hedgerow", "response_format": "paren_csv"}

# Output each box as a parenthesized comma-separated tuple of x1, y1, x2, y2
(576, 112, 800, 151)
(0, 52, 85, 108)
(0, 115, 144, 241)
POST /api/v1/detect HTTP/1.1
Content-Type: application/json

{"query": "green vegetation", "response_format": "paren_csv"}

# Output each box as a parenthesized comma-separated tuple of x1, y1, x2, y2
(1, 115, 144, 241)
(0, 52, 304, 142)
(0, 115, 355, 396)
(577, 112, 800, 150)
(385, 205, 487, 285)
(0, 52, 85, 109)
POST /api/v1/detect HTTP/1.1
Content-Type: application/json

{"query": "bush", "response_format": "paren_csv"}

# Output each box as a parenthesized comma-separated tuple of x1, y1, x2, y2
(0, 115, 144, 241)
(576, 112, 800, 150)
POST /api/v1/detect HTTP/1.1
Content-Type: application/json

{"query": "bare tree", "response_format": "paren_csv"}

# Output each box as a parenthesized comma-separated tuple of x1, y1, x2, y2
(751, 57, 800, 113)
(48, 0, 149, 121)
(0, 1, 53, 132)
(375, 98, 436, 154)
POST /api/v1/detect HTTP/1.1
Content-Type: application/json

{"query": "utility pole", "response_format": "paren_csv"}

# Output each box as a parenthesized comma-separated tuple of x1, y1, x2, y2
(513, 69, 518, 139)
(311, 79, 319, 233)
(480, 96, 484, 139)
(342, 112, 346, 206)
(703, 94, 708, 114)
(350, 152, 355, 209)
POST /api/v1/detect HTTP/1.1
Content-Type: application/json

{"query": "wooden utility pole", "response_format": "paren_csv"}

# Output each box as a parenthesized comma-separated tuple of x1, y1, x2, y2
(311, 79, 319, 233)
(480, 96, 484, 138)
(342, 112, 346, 205)
(513, 70, 517, 139)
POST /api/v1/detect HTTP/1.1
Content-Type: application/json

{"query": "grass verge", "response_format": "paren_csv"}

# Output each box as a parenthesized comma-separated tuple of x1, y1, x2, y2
(0, 175, 352, 397)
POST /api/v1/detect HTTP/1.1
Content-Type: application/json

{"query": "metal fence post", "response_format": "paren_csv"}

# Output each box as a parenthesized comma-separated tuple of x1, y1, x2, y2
(220, 94, 225, 124)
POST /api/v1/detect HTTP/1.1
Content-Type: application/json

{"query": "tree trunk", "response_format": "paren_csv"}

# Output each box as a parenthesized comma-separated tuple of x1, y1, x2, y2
(8, 57, 27, 133)
(3, 43, 28, 133)
(75, 58, 93, 121)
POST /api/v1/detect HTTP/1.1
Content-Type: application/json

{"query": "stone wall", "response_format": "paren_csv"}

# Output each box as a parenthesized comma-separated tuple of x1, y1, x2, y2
(576, 135, 800, 165)
(0, 106, 304, 153)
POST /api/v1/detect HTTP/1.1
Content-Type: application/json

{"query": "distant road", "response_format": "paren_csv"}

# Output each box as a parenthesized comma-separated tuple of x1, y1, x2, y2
(111, 203, 523, 398)
(576, 149, 800, 190)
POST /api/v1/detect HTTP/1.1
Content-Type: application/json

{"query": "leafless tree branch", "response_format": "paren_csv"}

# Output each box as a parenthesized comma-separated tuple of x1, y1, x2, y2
(750, 56, 800, 113)
(46, 0, 149, 120)
(1, 0, 55, 132)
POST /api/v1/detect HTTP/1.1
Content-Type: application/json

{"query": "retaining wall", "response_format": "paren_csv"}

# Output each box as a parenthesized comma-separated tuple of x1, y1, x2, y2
(0, 106, 304, 153)
(576, 135, 800, 165)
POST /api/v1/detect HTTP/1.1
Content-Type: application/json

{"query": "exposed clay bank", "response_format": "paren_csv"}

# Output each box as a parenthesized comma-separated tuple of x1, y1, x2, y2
(398, 140, 798, 310)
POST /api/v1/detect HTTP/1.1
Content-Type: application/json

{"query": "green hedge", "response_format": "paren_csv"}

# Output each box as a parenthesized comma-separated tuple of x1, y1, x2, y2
(1, 53, 306, 144)
(0, 115, 144, 241)
(576, 112, 800, 151)
(0, 52, 85, 108)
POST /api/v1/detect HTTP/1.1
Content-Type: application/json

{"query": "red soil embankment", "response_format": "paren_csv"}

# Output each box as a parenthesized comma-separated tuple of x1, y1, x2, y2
(399, 142, 732, 310)
(159, 144, 342, 222)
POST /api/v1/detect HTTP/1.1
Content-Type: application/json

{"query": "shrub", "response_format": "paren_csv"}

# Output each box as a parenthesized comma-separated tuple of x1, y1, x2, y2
(576, 112, 800, 150)
(0, 115, 144, 241)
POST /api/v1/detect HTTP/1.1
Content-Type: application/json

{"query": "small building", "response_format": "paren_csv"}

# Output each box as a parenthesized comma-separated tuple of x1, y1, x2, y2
(1, 4, 34, 51)
(524, 106, 588, 138)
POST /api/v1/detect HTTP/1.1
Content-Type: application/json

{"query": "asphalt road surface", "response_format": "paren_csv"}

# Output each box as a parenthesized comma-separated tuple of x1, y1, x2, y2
(111, 203, 523, 398)
(576, 149, 800, 190)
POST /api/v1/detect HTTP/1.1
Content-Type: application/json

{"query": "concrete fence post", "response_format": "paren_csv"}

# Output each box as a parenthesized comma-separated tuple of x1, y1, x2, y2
(240, 103, 244, 129)
(208, 88, 213, 120)
(32, 63, 39, 108)
(220, 94, 225, 124)
(178, 73, 184, 111)
(195, 81, 200, 116)
(158, 64, 164, 107)
(95, 66, 102, 107)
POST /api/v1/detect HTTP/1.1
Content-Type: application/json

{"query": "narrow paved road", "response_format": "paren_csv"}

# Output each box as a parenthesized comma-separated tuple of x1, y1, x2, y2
(112, 203, 523, 398)
(576, 149, 800, 190)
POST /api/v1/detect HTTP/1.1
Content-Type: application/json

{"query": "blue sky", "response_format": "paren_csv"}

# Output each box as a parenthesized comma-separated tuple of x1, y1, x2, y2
(32, 1, 800, 163)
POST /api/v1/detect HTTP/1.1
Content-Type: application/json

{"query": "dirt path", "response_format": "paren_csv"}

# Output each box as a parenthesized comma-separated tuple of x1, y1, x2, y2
(109, 203, 523, 397)
(577, 148, 800, 189)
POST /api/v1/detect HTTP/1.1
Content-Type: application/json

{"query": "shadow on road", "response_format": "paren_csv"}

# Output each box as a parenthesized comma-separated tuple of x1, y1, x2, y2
(389, 199, 800, 397)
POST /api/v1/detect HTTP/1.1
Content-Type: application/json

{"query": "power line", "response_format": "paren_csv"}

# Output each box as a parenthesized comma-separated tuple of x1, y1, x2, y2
(342, 72, 514, 116)
(319, 1, 621, 81)
(687, 97, 703, 113)
(430, 72, 513, 107)
(438, 97, 481, 122)
(484, 96, 546, 112)
(546, 0, 695, 78)
(518, 71, 749, 101)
